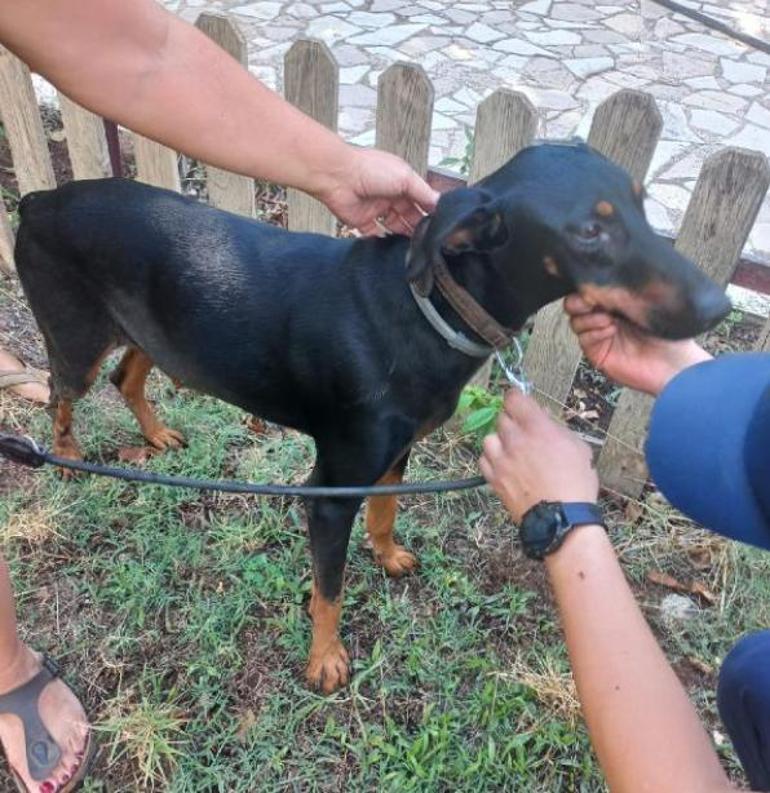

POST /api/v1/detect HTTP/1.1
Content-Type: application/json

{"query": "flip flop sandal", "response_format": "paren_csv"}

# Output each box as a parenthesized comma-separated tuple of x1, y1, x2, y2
(0, 368, 49, 404)
(0, 655, 94, 792)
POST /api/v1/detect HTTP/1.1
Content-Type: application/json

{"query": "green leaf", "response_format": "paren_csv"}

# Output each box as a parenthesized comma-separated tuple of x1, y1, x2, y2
(462, 405, 499, 434)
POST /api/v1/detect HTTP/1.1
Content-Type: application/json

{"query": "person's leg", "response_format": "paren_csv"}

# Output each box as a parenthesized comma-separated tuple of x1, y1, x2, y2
(0, 556, 90, 790)
(718, 630, 770, 791)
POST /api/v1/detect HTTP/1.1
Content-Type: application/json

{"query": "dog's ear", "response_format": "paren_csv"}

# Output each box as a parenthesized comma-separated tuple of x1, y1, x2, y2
(406, 188, 508, 296)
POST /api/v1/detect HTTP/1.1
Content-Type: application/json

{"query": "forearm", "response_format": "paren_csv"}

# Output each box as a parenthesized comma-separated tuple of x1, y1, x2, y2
(0, 0, 350, 196)
(545, 525, 733, 793)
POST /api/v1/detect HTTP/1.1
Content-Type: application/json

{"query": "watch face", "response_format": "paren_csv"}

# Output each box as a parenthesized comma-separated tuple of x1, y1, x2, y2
(522, 502, 567, 555)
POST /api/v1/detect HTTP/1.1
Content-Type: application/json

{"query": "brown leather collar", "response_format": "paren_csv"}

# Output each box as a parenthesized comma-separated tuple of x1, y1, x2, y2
(429, 257, 515, 350)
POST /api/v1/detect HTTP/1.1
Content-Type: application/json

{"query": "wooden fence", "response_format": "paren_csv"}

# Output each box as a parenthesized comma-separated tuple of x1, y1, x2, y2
(0, 12, 769, 498)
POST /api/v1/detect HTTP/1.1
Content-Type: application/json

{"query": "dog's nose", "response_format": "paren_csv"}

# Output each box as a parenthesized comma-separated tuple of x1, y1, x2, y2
(693, 286, 732, 332)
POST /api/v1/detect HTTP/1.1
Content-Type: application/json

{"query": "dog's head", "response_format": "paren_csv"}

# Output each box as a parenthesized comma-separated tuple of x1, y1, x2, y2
(407, 141, 731, 339)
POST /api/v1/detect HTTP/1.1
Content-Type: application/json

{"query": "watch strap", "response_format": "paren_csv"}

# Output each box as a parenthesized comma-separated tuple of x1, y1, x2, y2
(561, 502, 605, 529)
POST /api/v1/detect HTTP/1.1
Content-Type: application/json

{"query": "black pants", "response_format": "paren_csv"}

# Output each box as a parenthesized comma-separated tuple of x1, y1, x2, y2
(718, 630, 770, 791)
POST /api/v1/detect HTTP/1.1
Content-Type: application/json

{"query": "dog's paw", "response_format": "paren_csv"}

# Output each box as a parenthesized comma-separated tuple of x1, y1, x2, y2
(53, 441, 83, 480)
(306, 640, 350, 694)
(375, 544, 419, 578)
(145, 425, 186, 450)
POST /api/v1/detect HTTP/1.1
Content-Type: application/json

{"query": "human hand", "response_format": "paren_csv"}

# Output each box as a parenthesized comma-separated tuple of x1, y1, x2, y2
(316, 147, 439, 236)
(480, 389, 599, 524)
(564, 295, 713, 396)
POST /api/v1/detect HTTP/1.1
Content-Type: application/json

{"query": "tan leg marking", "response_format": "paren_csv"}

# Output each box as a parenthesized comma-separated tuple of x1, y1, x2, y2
(366, 469, 418, 577)
(112, 348, 185, 450)
(52, 400, 82, 478)
(306, 581, 349, 694)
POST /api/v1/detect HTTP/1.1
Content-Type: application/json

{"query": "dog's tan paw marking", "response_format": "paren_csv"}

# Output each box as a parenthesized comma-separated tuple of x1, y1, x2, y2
(145, 425, 185, 450)
(376, 545, 419, 578)
(306, 640, 350, 694)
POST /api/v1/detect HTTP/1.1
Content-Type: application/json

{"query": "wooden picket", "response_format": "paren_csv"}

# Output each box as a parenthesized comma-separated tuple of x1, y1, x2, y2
(0, 210, 14, 274)
(468, 89, 537, 185)
(523, 90, 663, 417)
(133, 133, 181, 192)
(58, 94, 111, 180)
(284, 39, 338, 235)
(0, 47, 56, 195)
(196, 13, 255, 217)
(376, 62, 433, 177)
(468, 88, 538, 386)
(599, 148, 770, 496)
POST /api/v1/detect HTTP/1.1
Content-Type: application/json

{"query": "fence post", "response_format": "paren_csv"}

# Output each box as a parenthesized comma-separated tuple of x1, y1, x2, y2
(0, 209, 14, 274)
(133, 134, 180, 191)
(284, 40, 338, 235)
(58, 94, 111, 180)
(376, 62, 433, 177)
(523, 90, 662, 415)
(599, 147, 770, 497)
(0, 47, 56, 195)
(196, 13, 255, 217)
(468, 88, 538, 386)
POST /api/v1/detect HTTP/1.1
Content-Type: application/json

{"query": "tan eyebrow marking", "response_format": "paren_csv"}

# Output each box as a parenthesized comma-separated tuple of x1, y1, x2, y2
(596, 200, 614, 217)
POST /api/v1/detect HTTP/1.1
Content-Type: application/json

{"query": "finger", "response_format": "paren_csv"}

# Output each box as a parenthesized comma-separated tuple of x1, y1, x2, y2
(581, 327, 616, 347)
(570, 311, 615, 335)
(390, 199, 426, 235)
(383, 206, 414, 236)
(482, 433, 503, 464)
(563, 294, 595, 317)
(405, 171, 440, 214)
(497, 412, 522, 457)
(479, 454, 494, 485)
(502, 388, 545, 425)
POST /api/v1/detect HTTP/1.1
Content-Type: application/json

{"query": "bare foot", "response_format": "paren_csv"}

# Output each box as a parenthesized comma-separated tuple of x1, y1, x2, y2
(144, 424, 185, 450)
(0, 645, 90, 791)
(0, 348, 49, 404)
(373, 543, 419, 578)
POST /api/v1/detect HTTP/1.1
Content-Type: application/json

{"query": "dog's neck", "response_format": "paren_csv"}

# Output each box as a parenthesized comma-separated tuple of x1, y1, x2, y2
(425, 249, 570, 347)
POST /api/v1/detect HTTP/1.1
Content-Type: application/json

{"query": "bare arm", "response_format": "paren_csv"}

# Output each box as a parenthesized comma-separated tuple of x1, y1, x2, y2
(0, 0, 437, 232)
(481, 392, 740, 793)
(546, 525, 734, 793)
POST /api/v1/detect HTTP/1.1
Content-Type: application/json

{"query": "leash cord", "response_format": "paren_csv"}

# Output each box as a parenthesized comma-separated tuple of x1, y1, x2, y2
(0, 433, 486, 498)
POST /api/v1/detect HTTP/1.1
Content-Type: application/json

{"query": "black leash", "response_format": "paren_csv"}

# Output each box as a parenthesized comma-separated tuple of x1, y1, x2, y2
(648, 0, 770, 55)
(0, 433, 486, 498)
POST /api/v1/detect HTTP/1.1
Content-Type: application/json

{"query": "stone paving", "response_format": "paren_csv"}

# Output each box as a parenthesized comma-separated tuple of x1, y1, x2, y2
(162, 0, 770, 272)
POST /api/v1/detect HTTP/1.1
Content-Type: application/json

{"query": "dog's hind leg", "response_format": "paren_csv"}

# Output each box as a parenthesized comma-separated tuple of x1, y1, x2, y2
(110, 347, 185, 450)
(366, 451, 418, 577)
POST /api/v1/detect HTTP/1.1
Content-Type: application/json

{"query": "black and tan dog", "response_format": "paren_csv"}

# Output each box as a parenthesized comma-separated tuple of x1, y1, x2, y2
(15, 141, 729, 692)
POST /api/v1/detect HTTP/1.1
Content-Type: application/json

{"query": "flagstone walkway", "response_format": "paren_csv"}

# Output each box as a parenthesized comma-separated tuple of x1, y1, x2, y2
(164, 0, 770, 275)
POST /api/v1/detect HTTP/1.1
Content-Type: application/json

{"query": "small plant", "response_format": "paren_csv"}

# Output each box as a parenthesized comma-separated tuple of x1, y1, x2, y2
(457, 384, 503, 438)
(440, 127, 475, 177)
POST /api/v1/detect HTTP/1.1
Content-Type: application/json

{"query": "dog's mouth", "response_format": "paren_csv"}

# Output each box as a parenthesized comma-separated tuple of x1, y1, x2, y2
(578, 281, 731, 341)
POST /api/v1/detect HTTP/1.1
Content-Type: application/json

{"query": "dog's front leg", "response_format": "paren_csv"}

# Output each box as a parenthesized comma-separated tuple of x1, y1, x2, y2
(305, 494, 360, 694)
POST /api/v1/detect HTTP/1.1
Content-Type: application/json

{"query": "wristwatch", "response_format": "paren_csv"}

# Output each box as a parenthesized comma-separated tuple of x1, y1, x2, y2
(518, 501, 605, 560)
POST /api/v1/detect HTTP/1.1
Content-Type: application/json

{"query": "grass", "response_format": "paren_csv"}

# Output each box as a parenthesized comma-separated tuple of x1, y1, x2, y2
(1, 274, 767, 791)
